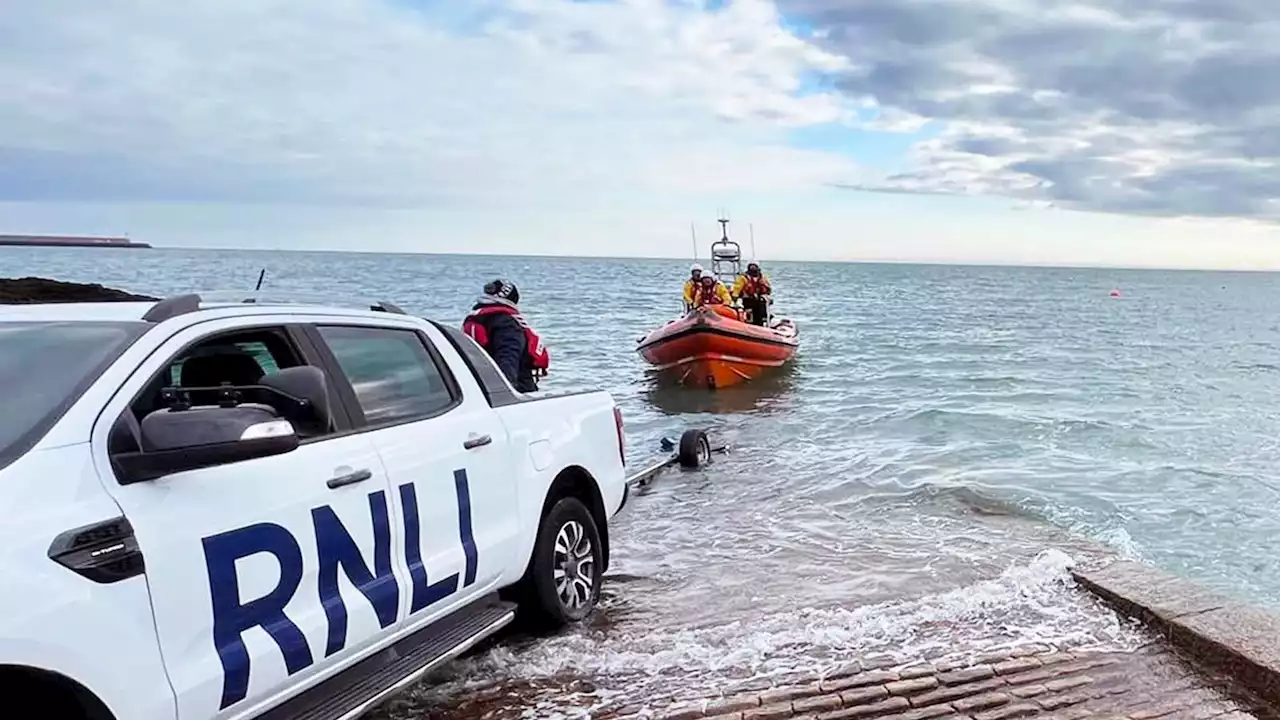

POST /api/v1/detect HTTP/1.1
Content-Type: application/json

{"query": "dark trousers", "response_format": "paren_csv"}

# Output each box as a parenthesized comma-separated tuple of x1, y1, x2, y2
(742, 296, 769, 326)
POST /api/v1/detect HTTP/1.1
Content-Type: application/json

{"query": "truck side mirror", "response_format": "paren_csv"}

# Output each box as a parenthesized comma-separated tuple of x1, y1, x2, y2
(112, 404, 299, 485)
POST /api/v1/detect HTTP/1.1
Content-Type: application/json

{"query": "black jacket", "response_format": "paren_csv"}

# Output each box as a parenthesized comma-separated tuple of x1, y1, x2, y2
(470, 306, 538, 393)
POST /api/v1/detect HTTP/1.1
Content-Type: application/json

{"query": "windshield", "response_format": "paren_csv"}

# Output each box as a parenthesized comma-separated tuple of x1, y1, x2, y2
(0, 321, 145, 468)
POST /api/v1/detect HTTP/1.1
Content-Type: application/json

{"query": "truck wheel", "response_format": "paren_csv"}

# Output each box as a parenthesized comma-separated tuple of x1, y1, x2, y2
(678, 428, 711, 468)
(0, 671, 101, 720)
(522, 497, 603, 626)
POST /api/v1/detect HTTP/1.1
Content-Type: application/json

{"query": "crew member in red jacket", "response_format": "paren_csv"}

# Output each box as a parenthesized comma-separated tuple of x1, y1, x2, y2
(462, 279, 549, 392)
(732, 262, 772, 326)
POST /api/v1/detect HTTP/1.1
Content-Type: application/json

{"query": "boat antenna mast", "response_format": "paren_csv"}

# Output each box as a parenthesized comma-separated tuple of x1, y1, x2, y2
(710, 208, 743, 283)
(749, 223, 757, 262)
(690, 222, 698, 260)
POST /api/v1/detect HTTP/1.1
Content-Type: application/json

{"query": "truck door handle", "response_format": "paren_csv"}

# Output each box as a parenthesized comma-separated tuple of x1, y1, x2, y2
(327, 468, 372, 489)
(463, 434, 492, 450)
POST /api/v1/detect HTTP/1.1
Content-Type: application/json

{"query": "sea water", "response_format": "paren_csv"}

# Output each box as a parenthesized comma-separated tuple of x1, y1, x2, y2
(7, 246, 1279, 713)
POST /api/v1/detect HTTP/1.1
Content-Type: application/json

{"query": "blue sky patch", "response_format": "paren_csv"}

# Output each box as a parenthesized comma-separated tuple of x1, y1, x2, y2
(795, 71, 839, 97)
(778, 10, 817, 38)
(386, 0, 503, 34)
(787, 120, 940, 171)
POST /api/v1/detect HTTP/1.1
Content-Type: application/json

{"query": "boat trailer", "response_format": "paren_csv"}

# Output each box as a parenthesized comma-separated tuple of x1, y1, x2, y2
(625, 428, 728, 487)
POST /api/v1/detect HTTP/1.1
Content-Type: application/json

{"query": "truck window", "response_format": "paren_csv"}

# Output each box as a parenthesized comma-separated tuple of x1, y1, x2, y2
(0, 321, 146, 470)
(117, 326, 334, 450)
(128, 329, 301, 419)
(167, 340, 280, 385)
(428, 321, 523, 408)
(317, 325, 458, 425)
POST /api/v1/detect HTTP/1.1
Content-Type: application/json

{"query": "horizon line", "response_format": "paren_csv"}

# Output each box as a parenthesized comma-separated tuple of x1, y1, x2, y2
(40, 244, 1280, 274)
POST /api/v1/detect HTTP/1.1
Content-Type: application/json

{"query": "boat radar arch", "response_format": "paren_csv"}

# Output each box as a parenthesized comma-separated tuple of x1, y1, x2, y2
(710, 215, 743, 282)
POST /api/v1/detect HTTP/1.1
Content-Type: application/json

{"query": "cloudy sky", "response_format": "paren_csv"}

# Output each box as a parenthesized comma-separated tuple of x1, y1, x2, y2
(3, 0, 1280, 268)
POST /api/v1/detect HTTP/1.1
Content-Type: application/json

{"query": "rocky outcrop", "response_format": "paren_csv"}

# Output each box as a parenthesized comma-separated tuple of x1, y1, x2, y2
(0, 277, 157, 304)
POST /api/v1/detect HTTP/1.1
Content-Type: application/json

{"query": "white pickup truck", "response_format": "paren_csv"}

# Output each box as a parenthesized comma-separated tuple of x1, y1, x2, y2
(0, 292, 629, 720)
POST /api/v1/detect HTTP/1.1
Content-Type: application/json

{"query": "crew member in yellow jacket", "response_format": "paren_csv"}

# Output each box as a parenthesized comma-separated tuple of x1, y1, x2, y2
(693, 273, 733, 307)
(682, 263, 704, 310)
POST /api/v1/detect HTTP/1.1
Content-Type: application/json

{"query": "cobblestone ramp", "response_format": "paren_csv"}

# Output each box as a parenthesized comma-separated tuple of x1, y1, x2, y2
(389, 644, 1280, 720)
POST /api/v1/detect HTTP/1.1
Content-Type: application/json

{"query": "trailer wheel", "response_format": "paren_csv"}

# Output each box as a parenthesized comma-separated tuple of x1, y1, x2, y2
(677, 429, 712, 468)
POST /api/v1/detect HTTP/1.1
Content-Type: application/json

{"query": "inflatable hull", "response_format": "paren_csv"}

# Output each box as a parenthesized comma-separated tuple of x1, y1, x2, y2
(637, 306, 798, 389)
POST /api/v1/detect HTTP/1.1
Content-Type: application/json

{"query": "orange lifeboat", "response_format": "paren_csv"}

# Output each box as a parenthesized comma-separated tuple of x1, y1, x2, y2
(637, 305, 798, 389)
(640, 217, 798, 389)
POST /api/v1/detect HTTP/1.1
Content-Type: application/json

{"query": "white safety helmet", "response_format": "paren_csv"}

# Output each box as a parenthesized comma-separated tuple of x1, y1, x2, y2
(690, 263, 704, 276)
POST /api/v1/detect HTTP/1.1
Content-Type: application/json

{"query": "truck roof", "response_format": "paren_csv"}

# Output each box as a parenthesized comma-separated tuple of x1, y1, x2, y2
(0, 301, 157, 322)
(0, 293, 412, 324)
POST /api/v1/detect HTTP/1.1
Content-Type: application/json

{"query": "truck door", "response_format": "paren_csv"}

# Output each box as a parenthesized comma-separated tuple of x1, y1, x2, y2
(308, 321, 517, 630)
(91, 317, 400, 720)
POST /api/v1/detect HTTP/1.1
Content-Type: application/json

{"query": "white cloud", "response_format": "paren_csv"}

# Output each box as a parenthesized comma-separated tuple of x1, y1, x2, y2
(0, 0, 862, 208)
(9, 0, 1280, 268)
(785, 0, 1280, 222)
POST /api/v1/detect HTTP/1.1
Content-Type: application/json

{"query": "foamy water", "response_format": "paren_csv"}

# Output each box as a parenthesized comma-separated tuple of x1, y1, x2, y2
(381, 550, 1147, 717)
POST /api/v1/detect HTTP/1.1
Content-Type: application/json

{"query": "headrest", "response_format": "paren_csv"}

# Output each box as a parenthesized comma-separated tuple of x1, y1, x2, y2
(180, 352, 265, 388)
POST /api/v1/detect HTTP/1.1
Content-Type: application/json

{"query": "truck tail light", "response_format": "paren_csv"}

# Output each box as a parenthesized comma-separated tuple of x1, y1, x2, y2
(614, 406, 626, 467)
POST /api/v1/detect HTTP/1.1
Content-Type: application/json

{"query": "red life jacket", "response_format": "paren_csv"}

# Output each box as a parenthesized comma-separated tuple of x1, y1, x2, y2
(695, 284, 724, 306)
(463, 304, 550, 370)
(741, 276, 770, 297)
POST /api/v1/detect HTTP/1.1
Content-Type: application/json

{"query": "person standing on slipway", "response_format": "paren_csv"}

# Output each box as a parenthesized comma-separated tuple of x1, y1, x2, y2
(462, 278, 549, 393)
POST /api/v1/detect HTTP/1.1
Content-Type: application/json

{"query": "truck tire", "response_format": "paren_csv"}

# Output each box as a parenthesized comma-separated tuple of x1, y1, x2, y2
(519, 496, 604, 627)
(0, 670, 104, 720)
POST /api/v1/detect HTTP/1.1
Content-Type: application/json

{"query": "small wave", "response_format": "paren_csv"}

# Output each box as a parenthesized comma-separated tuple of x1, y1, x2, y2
(907, 483, 1036, 519)
(1089, 527, 1147, 562)
(852, 480, 1040, 522)
(1018, 500, 1150, 565)
(1233, 361, 1280, 373)
(890, 406, 1021, 426)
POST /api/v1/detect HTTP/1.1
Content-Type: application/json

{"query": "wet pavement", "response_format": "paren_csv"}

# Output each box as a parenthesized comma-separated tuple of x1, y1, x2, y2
(373, 634, 1280, 720)
(603, 644, 1280, 720)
